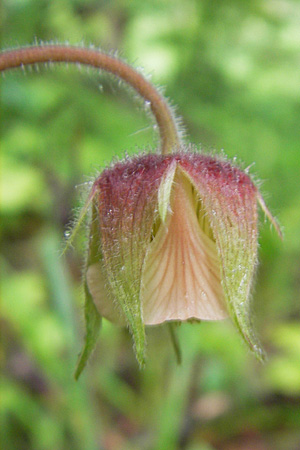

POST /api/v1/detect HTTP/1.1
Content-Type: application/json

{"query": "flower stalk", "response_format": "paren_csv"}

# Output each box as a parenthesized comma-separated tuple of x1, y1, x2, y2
(0, 45, 181, 154)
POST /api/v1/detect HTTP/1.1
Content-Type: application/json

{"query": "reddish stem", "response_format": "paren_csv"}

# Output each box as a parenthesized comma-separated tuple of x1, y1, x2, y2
(0, 45, 181, 154)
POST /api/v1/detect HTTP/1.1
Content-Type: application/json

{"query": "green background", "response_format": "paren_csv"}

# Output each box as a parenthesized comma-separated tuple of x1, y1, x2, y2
(1, 1, 300, 449)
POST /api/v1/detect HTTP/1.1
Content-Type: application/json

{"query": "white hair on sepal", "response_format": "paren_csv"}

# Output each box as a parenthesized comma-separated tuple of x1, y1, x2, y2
(257, 191, 283, 240)
(61, 179, 99, 256)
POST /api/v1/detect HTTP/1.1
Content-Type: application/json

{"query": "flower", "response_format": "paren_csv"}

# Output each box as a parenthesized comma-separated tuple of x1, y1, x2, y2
(75, 149, 281, 377)
(0, 45, 281, 378)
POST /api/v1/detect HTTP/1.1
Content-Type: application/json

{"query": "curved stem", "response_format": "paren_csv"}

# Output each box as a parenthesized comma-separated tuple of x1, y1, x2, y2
(0, 45, 181, 154)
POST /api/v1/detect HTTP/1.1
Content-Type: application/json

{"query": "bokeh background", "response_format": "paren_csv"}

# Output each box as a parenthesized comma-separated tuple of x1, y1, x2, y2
(1, 1, 300, 449)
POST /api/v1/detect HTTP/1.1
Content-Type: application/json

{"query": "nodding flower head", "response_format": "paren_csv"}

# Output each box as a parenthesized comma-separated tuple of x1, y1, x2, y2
(0, 45, 282, 379)
(75, 148, 281, 374)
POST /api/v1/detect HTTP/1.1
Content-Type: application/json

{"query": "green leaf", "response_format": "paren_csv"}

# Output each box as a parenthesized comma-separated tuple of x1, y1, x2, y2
(158, 160, 177, 222)
(75, 201, 103, 380)
(74, 282, 101, 381)
(167, 322, 182, 365)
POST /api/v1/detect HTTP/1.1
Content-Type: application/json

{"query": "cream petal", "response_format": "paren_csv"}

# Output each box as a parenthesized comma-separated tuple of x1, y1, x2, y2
(141, 168, 227, 324)
(86, 262, 125, 325)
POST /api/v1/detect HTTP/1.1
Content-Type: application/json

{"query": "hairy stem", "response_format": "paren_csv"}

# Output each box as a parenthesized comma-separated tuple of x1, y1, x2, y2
(0, 45, 181, 154)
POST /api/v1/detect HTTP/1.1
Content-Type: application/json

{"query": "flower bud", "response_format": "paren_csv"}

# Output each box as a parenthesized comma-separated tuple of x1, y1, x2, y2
(75, 150, 280, 376)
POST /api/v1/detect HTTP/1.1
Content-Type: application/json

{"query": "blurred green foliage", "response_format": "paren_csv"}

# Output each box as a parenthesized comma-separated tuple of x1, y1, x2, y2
(1, 1, 300, 449)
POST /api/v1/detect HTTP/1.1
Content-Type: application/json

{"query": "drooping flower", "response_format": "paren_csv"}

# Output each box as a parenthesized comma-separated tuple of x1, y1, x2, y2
(74, 149, 281, 377)
(0, 45, 281, 379)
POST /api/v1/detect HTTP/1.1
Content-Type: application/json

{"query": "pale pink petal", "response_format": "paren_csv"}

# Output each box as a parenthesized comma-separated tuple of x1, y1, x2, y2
(86, 262, 125, 326)
(141, 168, 227, 324)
